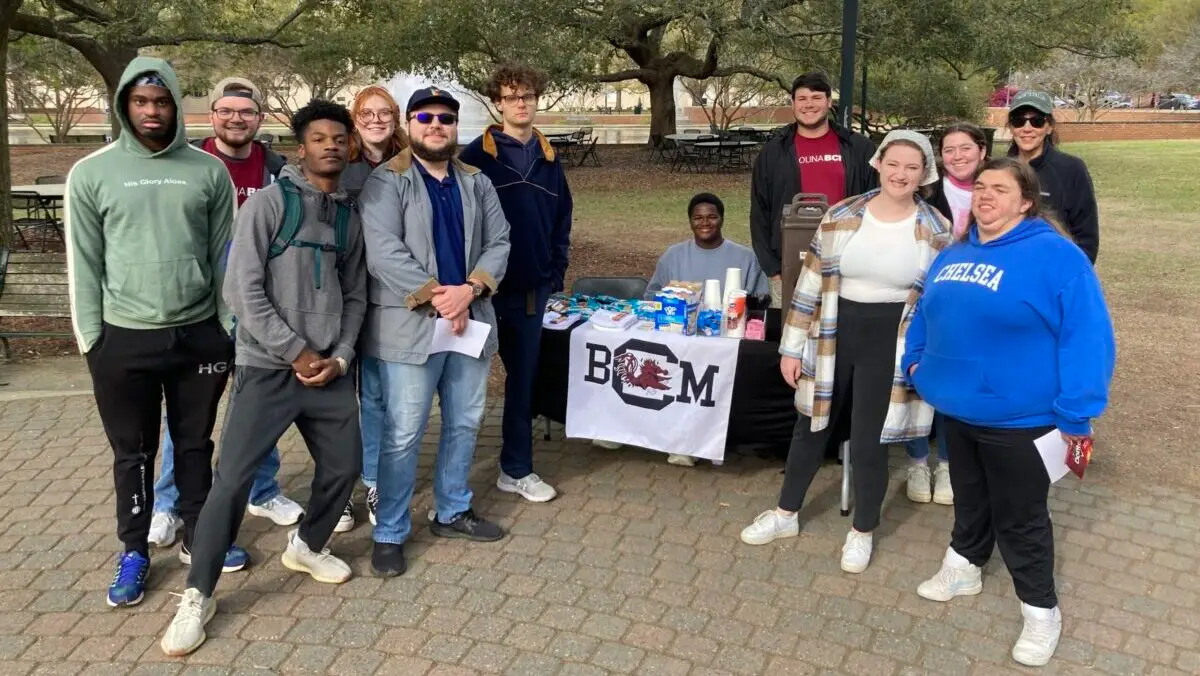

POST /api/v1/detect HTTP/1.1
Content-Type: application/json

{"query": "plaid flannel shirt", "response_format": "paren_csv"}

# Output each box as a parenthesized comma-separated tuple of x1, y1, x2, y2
(779, 189, 952, 443)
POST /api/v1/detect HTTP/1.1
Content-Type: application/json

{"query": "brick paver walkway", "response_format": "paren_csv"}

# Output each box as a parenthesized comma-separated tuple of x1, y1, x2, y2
(1, 394, 1197, 675)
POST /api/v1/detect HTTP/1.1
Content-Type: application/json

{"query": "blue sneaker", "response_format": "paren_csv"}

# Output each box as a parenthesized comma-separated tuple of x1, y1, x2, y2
(107, 551, 150, 608)
(179, 544, 250, 573)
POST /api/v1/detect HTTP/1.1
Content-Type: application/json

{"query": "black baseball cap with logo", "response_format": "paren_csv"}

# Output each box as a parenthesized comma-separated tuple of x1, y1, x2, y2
(406, 87, 461, 115)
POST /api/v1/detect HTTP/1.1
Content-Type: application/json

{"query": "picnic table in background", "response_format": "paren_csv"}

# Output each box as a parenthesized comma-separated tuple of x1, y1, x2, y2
(10, 180, 66, 252)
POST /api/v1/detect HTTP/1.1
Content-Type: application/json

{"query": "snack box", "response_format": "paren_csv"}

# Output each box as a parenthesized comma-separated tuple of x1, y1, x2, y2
(635, 299, 661, 322)
(654, 286, 699, 336)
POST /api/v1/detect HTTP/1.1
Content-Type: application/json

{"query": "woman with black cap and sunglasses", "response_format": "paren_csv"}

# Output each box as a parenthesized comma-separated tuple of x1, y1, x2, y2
(1007, 91, 1100, 263)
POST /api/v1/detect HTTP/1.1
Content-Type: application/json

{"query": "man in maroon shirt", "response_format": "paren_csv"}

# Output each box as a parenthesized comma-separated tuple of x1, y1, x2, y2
(750, 72, 877, 306)
(195, 79, 287, 205)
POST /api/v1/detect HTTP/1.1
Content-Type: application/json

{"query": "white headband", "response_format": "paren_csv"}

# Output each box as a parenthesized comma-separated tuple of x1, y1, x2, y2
(869, 129, 940, 186)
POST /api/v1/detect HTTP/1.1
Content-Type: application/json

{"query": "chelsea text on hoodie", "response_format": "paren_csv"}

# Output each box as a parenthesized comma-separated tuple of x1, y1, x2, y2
(902, 217, 1116, 435)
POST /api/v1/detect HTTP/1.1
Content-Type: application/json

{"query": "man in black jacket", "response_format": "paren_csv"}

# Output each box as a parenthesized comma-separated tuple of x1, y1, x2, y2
(749, 72, 877, 306)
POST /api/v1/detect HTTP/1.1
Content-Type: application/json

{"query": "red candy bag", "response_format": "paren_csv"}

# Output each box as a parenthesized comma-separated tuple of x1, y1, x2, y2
(1066, 437, 1093, 479)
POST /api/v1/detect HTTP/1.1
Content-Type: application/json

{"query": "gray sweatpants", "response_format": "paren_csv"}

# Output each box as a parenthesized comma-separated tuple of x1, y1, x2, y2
(187, 365, 362, 596)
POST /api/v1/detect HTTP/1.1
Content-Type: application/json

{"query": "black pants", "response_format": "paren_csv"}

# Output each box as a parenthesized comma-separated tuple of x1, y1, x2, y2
(85, 318, 233, 555)
(187, 366, 362, 596)
(778, 299, 902, 533)
(494, 286, 552, 480)
(944, 417, 1057, 608)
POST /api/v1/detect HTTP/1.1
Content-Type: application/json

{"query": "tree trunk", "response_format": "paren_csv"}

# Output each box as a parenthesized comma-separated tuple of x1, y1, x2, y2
(646, 74, 678, 148)
(1, 0, 25, 249)
(91, 47, 139, 140)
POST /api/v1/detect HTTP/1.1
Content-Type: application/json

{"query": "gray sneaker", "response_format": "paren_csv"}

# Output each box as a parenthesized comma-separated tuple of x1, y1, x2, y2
(430, 509, 504, 542)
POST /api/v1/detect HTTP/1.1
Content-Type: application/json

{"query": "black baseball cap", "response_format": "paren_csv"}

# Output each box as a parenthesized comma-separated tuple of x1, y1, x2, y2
(406, 87, 461, 115)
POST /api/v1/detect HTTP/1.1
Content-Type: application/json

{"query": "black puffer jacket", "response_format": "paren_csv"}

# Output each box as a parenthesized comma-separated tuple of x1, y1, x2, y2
(749, 122, 877, 277)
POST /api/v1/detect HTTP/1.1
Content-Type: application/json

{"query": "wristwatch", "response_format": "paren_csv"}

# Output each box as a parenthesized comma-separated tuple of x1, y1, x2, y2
(469, 280, 485, 298)
(334, 356, 348, 376)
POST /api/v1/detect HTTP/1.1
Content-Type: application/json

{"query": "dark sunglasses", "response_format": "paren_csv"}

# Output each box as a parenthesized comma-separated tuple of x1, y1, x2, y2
(409, 111, 458, 125)
(1009, 113, 1049, 129)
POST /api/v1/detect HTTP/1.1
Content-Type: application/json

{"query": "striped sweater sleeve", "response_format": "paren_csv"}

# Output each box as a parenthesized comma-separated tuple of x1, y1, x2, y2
(779, 222, 827, 358)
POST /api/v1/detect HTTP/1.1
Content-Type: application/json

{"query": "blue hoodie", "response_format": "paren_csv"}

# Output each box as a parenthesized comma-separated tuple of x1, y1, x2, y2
(901, 217, 1115, 435)
(459, 126, 572, 294)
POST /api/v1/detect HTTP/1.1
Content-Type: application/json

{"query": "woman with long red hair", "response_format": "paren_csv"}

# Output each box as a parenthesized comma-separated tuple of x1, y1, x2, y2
(336, 85, 409, 535)
(339, 85, 410, 198)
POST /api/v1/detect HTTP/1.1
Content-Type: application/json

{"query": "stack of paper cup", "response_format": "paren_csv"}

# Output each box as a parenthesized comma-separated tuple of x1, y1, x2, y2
(723, 267, 743, 298)
(703, 279, 723, 309)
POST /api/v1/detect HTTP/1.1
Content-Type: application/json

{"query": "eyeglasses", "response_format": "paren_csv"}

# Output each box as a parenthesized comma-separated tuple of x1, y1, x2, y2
(357, 109, 395, 123)
(501, 94, 537, 106)
(409, 111, 458, 125)
(1009, 113, 1049, 129)
(212, 108, 260, 121)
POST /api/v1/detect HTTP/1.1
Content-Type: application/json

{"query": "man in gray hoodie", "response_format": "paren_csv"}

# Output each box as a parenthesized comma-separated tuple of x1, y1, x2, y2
(161, 100, 367, 657)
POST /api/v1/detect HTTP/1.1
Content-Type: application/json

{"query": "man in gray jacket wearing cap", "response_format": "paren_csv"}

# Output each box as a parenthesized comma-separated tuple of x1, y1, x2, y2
(357, 86, 511, 578)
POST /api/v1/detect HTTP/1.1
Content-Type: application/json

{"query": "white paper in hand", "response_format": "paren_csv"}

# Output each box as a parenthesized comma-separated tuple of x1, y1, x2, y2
(1034, 429, 1071, 484)
(431, 318, 490, 358)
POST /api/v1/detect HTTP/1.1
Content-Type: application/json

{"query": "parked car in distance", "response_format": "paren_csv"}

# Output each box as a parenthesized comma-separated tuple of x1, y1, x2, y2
(1157, 93, 1198, 109)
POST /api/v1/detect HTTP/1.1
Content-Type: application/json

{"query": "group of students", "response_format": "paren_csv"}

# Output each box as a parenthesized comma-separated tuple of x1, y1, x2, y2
(739, 74, 1114, 667)
(64, 57, 573, 656)
(64, 55, 1114, 667)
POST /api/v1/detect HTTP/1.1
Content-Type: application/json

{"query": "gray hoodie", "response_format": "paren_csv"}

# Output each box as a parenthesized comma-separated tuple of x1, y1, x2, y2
(223, 164, 367, 369)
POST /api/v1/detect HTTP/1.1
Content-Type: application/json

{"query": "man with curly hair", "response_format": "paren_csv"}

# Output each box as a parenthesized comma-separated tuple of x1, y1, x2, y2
(160, 99, 367, 656)
(460, 63, 572, 504)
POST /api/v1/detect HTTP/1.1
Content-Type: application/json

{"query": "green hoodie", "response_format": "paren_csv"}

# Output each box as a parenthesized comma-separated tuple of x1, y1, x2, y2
(65, 56, 235, 353)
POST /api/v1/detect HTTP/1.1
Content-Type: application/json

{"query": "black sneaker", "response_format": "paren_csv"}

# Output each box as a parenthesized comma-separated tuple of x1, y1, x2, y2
(371, 542, 406, 577)
(366, 487, 379, 527)
(430, 508, 505, 542)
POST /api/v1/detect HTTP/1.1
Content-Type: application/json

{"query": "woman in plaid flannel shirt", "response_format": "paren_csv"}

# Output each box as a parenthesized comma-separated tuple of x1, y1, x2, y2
(740, 130, 951, 576)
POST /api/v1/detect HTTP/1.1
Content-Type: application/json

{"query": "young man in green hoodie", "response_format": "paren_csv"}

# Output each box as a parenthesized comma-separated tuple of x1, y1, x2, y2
(66, 57, 236, 608)
(161, 100, 367, 656)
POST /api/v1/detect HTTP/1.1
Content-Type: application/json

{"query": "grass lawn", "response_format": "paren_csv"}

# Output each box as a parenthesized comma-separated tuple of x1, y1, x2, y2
(564, 140, 1200, 491)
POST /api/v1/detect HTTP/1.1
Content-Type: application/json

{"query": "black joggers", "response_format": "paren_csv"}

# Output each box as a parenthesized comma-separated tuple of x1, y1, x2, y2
(778, 299, 903, 533)
(187, 365, 361, 596)
(944, 417, 1058, 608)
(85, 318, 234, 555)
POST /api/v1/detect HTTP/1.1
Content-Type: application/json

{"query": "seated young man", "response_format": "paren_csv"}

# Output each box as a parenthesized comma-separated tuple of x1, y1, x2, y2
(646, 193, 770, 302)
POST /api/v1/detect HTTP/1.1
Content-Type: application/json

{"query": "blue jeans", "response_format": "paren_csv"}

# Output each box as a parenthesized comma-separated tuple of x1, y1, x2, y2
(370, 352, 489, 545)
(904, 414, 949, 462)
(153, 415, 282, 514)
(359, 357, 385, 489)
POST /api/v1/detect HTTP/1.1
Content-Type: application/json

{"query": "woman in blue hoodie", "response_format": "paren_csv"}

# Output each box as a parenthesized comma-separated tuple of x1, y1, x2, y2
(902, 157, 1115, 668)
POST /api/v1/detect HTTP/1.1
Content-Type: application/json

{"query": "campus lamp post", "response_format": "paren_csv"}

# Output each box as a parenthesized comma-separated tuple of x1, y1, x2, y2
(838, 0, 860, 128)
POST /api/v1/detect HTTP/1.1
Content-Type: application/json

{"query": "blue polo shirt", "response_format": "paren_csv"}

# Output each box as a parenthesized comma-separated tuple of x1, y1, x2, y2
(415, 160, 467, 286)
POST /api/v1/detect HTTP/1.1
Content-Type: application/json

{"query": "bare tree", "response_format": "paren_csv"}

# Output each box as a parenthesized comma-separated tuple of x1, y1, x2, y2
(680, 74, 786, 132)
(7, 35, 104, 143)
(1026, 54, 1144, 121)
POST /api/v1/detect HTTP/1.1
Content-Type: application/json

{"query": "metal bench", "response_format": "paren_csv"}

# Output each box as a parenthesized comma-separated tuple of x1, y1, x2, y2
(0, 248, 72, 358)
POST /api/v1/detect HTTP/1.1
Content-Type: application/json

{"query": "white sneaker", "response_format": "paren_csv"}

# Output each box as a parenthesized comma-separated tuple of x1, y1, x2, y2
(906, 464, 932, 503)
(497, 472, 558, 503)
(740, 510, 799, 545)
(334, 501, 354, 533)
(280, 529, 352, 584)
(592, 439, 622, 450)
(917, 547, 983, 601)
(160, 588, 215, 656)
(840, 530, 873, 573)
(247, 495, 304, 526)
(148, 512, 183, 548)
(933, 463, 954, 505)
(1012, 603, 1062, 667)
(667, 454, 696, 467)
